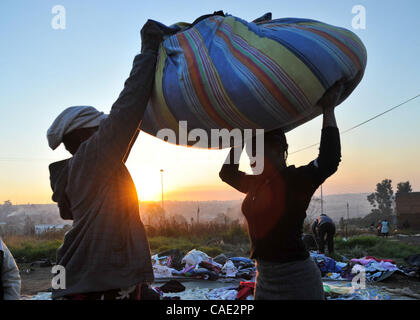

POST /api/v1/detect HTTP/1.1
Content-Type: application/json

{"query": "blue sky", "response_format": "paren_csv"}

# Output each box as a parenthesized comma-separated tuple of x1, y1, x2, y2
(0, 0, 419, 203)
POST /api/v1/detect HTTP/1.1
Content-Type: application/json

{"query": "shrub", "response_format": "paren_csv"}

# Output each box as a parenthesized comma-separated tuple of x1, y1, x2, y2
(334, 235, 420, 263)
(5, 237, 61, 262)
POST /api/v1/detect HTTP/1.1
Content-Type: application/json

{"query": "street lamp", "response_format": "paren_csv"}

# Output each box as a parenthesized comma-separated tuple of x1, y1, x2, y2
(160, 169, 164, 211)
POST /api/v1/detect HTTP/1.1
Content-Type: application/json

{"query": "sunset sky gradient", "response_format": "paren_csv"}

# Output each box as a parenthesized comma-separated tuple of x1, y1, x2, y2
(1, 0, 419, 204)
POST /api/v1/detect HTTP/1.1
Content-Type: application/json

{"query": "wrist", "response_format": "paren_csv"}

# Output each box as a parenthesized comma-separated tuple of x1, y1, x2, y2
(323, 107, 335, 115)
(141, 47, 159, 55)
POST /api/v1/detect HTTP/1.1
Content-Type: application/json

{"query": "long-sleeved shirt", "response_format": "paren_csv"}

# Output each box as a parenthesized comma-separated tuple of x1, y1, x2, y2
(312, 214, 335, 236)
(49, 52, 157, 298)
(219, 127, 341, 262)
(0, 239, 21, 300)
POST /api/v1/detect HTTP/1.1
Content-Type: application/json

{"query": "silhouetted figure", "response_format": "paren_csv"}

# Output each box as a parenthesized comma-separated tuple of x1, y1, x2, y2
(47, 21, 173, 300)
(219, 82, 344, 300)
(312, 214, 336, 254)
(377, 222, 382, 236)
(381, 219, 390, 237)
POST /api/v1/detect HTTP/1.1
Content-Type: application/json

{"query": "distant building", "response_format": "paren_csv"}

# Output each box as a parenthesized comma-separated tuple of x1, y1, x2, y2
(34, 223, 70, 234)
(396, 192, 420, 230)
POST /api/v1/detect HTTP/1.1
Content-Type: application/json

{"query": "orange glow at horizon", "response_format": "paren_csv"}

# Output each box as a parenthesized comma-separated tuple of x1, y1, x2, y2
(2, 124, 420, 205)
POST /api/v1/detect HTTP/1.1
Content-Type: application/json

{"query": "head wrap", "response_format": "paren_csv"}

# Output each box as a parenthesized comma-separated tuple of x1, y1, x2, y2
(47, 106, 108, 150)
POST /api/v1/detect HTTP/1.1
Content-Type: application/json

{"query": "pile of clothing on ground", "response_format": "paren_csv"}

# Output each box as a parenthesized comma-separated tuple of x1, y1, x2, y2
(346, 256, 400, 282)
(151, 280, 255, 300)
(403, 254, 420, 279)
(25, 251, 420, 300)
(310, 251, 347, 280)
(206, 282, 255, 300)
(310, 251, 418, 283)
(151, 249, 256, 281)
(322, 282, 391, 300)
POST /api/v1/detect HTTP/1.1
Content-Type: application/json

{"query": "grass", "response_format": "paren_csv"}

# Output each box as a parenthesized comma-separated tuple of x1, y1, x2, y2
(3, 235, 61, 262)
(3, 223, 247, 262)
(5, 235, 226, 262)
(148, 236, 223, 256)
(146, 220, 249, 257)
(334, 235, 420, 264)
(5, 230, 418, 266)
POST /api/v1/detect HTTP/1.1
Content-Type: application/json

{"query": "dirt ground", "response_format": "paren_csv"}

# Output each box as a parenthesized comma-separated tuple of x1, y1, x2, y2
(394, 234, 420, 246)
(371, 273, 420, 295)
(18, 235, 420, 298)
(19, 264, 53, 296)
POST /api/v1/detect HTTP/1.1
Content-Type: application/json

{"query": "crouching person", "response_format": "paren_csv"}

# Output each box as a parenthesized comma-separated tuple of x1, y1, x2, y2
(47, 21, 171, 300)
(0, 238, 21, 300)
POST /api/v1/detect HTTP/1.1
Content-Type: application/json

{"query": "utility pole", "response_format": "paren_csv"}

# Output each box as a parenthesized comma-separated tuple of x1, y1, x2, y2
(346, 202, 350, 238)
(320, 184, 324, 215)
(160, 169, 164, 212)
(197, 205, 200, 225)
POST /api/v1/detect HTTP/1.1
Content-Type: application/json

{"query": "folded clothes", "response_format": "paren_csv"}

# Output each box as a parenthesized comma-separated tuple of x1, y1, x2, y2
(153, 265, 176, 278)
(310, 252, 343, 275)
(350, 257, 396, 266)
(351, 260, 399, 272)
(206, 287, 238, 300)
(199, 260, 222, 273)
(236, 281, 255, 300)
(221, 260, 238, 278)
(228, 257, 255, 266)
(365, 256, 395, 264)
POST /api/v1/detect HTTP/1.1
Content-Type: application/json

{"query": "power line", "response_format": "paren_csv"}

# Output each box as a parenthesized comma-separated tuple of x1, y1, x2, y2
(289, 93, 420, 155)
(341, 93, 420, 134)
(1, 94, 419, 161)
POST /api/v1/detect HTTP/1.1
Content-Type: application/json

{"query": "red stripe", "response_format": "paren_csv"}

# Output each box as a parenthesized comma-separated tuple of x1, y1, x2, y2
(294, 25, 363, 70)
(217, 29, 300, 117)
(178, 32, 232, 129)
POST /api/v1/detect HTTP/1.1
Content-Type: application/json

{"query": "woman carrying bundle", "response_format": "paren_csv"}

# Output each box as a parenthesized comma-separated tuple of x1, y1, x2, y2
(219, 82, 344, 300)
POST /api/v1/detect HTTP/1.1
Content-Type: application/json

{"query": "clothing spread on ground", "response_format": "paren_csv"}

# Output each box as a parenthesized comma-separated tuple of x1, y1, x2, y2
(24, 248, 420, 300)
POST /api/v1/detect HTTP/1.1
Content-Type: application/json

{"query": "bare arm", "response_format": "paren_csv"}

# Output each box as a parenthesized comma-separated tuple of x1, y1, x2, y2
(311, 82, 343, 182)
(319, 81, 343, 129)
(323, 107, 337, 128)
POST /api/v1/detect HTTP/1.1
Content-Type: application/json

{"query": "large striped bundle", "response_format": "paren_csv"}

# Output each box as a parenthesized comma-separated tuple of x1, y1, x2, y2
(140, 14, 367, 148)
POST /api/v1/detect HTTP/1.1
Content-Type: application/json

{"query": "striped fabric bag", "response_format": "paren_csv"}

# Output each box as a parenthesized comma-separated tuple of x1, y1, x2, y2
(140, 13, 367, 148)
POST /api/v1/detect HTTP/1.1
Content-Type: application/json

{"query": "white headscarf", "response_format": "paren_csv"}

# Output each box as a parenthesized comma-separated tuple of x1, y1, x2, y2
(47, 106, 108, 150)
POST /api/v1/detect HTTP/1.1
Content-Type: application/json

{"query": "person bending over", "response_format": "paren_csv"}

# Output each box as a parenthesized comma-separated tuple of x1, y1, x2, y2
(312, 214, 336, 254)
